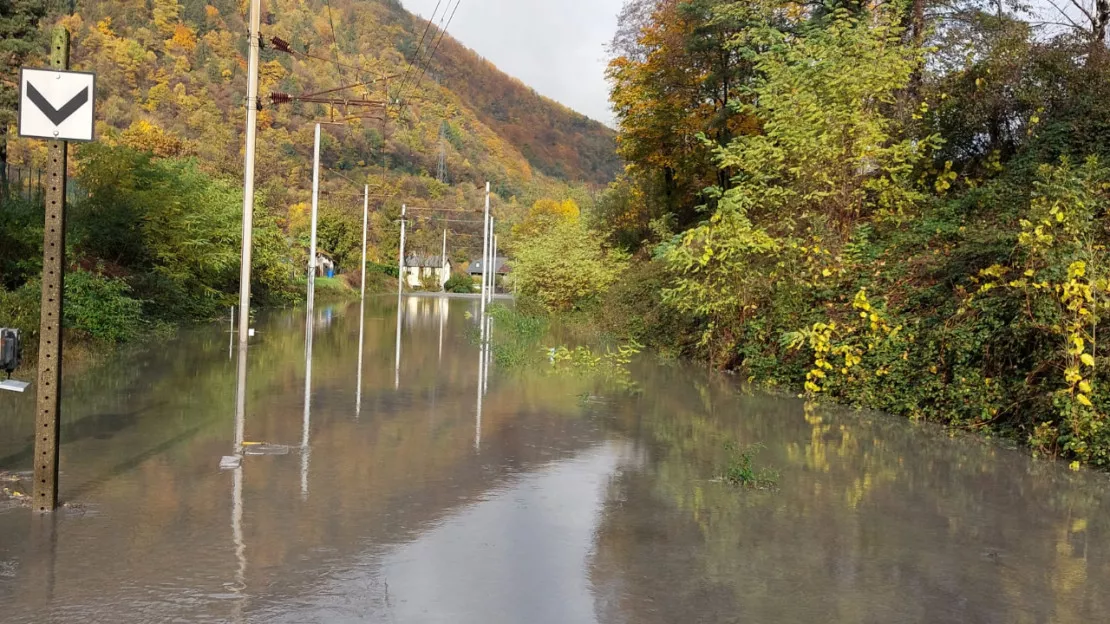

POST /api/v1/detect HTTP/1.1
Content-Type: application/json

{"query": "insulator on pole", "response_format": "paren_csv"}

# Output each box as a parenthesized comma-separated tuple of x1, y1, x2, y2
(271, 36, 293, 54)
(270, 92, 293, 105)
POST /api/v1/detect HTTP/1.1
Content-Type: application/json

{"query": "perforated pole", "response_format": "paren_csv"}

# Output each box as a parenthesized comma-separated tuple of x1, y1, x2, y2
(32, 28, 70, 513)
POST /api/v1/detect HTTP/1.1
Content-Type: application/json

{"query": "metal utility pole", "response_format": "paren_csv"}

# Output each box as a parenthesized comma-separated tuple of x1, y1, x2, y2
(441, 228, 447, 283)
(397, 204, 407, 296)
(31, 28, 70, 513)
(479, 182, 490, 335)
(307, 124, 321, 311)
(491, 233, 498, 297)
(360, 185, 369, 300)
(236, 0, 262, 344)
(436, 120, 447, 183)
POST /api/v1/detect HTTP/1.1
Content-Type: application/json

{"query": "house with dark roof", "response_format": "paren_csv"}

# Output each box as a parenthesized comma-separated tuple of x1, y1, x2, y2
(468, 257, 510, 293)
(467, 257, 510, 277)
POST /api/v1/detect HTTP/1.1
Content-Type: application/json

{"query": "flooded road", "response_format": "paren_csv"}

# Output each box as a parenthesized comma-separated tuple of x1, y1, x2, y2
(2, 296, 1110, 623)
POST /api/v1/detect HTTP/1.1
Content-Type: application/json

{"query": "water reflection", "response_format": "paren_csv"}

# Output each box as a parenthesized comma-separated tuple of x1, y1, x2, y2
(1, 298, 1109, 623)
(475, 330, 485, 451)
(393, 293, 402, 391)
(301, 305, 315, 501)
(356, 299, 365, 419)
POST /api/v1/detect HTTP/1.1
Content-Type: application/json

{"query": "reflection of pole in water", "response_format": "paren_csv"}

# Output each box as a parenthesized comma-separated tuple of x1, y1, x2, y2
(356, 299, 365, 419)
(229, 463, 247, 621)
(475, 336, 484, 451)
(438, 297, 446, 361)
(301, 309, 314, 501)
(234, 343, 248, 452)
(28, 515, 58, 608)
(229, 305, 235, 360)
(484, 314, 492, 395)
(394, 294, 403, 390)
(229, 340, 249, 620)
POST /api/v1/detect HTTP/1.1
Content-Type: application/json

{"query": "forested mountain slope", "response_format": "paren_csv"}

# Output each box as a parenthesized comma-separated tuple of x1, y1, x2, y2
(6, 0, 618, 214)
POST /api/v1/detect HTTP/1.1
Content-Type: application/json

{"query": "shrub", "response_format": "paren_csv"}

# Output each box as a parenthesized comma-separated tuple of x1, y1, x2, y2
(63, 271, 144, 343)
(512, 218, 628, 312)
(0, 270, 143, 346)
(444, 272, 474, 293)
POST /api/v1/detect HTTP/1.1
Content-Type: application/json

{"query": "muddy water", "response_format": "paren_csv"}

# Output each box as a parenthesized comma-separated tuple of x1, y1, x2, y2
(1, 296, 1109, 623)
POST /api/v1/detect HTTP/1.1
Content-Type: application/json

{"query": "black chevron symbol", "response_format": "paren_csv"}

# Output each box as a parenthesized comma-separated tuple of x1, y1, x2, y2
(26, 82, 89, 127)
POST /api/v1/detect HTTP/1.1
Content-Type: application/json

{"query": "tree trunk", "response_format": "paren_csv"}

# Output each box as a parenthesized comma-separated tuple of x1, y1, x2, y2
(1093, 0, 1109, 60)
(908, 0, 926, 98)
(0, 124, 7, 196)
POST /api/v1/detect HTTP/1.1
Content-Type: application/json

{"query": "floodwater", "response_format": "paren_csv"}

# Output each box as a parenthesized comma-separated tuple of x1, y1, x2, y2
(1, 296, 1109, 623)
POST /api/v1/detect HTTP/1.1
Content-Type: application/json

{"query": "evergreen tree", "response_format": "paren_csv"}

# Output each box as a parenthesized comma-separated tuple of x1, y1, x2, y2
(0, 0, 48, 168)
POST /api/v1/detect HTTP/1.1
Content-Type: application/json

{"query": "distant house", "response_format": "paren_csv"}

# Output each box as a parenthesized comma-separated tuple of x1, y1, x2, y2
(404, 255, 452, 290)
(468, 257, 510, 292)
(468, 257, 510, 278)
(315, 251, 335, 278)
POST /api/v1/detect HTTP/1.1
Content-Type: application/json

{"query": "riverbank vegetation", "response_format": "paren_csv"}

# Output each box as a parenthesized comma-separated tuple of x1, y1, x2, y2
(504, 0, 1110, 467)
(0, 144, 297, 362)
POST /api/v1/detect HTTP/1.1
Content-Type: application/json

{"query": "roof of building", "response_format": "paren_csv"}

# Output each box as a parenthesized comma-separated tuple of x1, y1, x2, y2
(468, 257, 510, 274)
(404, 255, 451, 268)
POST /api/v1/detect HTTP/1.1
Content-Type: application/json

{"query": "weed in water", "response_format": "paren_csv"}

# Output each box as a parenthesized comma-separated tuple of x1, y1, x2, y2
(721, 442, 778, 489)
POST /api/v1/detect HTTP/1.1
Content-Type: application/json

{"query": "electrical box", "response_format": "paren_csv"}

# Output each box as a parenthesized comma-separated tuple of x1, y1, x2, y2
(0, 328, 21, 377)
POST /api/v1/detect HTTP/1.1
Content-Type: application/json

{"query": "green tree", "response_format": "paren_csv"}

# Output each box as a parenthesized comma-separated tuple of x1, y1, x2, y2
(0, 0, 47, 168)
(511, 218, 628, 312)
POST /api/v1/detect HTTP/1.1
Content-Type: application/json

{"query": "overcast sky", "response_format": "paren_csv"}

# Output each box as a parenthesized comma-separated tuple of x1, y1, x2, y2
(400, 0, 625, 127)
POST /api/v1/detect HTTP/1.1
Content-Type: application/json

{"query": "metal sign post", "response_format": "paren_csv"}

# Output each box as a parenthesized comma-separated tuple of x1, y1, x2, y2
(22, 29, 91, 513)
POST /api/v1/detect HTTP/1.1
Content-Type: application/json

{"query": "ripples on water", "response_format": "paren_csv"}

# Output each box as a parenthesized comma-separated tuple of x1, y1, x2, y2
(0, 296, 1108, 623)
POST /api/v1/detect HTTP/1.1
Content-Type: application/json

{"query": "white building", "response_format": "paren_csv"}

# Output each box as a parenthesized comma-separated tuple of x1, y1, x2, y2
(403, 255, 452, 290)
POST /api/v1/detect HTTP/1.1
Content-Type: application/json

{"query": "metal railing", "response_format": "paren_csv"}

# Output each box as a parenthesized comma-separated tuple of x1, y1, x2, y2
(0, 164, 86, 205)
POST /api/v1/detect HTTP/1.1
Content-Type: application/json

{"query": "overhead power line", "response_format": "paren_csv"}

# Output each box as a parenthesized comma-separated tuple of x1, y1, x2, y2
(301, 77, 401, 99)
(406, 206, 482, 214)
(411, 0, 462, 95)
(269, 36, 392, 83)
(395, 0, 444, 99)
(270, 91, 386, 108)
(394, 0, 462, 111)
(323, 0, 346, 83)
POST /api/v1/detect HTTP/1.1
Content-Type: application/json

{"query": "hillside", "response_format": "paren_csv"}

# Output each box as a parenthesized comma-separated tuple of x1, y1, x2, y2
(6, 0, 618, 250)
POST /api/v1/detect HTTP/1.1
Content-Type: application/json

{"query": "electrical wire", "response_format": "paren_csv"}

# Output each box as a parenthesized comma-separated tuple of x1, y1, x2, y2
(394, 0, 444, 101)
(405, 206, 482, 214)
(268, 34, 394, 83)
(395, 217, 485, 225)
(324, 0, 347, 83)
(411, 0, 462, 95)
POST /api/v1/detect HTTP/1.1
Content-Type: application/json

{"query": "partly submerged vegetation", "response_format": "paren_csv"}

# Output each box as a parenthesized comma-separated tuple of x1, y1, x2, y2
(500, 0, 1110, 468)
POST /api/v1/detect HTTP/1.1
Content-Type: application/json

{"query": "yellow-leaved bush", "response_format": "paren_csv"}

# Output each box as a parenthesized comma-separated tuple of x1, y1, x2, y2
(970, 158, 1110, 463)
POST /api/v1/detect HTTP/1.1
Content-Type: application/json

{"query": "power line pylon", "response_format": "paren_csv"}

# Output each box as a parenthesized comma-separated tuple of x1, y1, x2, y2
(436, 120, 448, 183)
